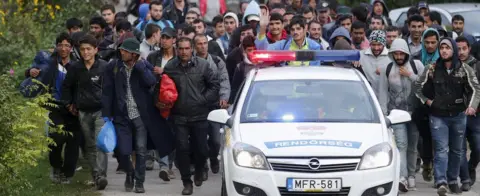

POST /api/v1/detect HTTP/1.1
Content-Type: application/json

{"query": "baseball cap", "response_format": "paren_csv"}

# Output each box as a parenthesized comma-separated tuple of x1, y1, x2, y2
(316, 1, 329, 11)
(161, 27, 176, 38)
(417, 1, 429, 9)
(336, 5, 351, 16)
(247, 15, 260, 22)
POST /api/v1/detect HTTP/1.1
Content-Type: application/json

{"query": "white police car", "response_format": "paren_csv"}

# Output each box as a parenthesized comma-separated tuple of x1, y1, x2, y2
(208, 51, 409, 196)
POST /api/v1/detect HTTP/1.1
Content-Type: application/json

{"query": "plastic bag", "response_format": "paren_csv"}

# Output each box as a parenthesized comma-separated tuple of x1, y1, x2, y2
(96, 119, 117, 153)
(158, 74, 178, 118)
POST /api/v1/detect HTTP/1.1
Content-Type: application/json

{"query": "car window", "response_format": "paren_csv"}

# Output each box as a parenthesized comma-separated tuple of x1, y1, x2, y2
(231, 80, 246, 114)
(453, 11, 480, 36)
(240, 80, 380, 123)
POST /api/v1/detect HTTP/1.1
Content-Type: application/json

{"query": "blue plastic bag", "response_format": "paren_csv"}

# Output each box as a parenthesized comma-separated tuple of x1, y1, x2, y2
(96, 119, 117, 153)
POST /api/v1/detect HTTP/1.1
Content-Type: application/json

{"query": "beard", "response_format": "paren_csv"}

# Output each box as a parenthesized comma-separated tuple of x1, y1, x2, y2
(394, 58, 407, 66)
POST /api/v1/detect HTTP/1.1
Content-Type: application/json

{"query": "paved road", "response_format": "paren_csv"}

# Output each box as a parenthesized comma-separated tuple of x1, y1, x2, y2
(101, 155, 480, 196)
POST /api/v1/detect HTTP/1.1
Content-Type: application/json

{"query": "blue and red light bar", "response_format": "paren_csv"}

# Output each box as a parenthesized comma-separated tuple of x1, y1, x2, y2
(249, 50, 360, 64)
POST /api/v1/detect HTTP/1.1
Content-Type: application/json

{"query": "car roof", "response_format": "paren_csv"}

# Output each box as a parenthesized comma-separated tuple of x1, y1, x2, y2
(252, 67, 363, 82)
(430, 3, 480, 13)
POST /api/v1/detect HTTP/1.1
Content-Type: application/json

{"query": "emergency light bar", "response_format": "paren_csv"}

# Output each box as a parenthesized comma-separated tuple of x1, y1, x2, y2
(249, 50, 360, 64)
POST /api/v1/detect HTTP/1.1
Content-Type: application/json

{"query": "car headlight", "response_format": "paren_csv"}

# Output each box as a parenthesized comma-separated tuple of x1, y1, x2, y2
(232, 142, 270, 170)
(358, 142, 393, 170)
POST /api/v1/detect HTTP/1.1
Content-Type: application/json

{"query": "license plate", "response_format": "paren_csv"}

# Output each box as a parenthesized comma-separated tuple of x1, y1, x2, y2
(286, 178, 342, 192)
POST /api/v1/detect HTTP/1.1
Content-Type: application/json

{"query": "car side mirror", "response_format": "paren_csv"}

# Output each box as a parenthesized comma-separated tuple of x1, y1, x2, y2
(386, 109, 411, 127)
(208, 109, 232, 127)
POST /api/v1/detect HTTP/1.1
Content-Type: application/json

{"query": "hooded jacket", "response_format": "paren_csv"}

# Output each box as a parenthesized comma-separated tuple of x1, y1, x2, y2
(328, 27, 353, 49)
(368, 0, 392, 27)
(359, 40, 391, 96)
(378, 39, 425, 115)
(135, 4, 150, 31)
(218, 12, 239, 55)
(419, 28, 440, 66)
(228, 1, 261, 51)
(414, 37, 480, 117)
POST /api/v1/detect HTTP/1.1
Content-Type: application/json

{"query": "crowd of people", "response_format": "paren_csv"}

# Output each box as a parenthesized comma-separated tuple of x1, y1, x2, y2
(23, 0, 480, 195)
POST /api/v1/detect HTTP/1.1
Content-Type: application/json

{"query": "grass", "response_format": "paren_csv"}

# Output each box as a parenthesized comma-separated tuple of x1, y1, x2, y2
(18, 156, 101, 196)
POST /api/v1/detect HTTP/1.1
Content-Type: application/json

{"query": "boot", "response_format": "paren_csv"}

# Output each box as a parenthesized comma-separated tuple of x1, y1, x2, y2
(182, 183, 193, 195)
(134, 183, 146, 193)
(124, 172, 135, 192)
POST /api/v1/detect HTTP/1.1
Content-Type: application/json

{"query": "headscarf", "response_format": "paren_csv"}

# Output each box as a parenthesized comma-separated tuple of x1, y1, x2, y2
(420, 28, 440, 66)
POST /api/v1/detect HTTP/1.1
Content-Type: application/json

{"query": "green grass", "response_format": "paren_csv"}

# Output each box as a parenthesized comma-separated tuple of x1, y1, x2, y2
(19, 157, 101, 196)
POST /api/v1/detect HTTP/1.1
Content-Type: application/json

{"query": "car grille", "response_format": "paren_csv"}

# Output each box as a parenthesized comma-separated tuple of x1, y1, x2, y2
(270, 162, 358, 173)
(278, 187, 351, 195)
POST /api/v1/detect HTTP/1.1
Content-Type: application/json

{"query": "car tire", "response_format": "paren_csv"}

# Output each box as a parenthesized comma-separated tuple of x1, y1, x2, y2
(221, 178, 228, 196)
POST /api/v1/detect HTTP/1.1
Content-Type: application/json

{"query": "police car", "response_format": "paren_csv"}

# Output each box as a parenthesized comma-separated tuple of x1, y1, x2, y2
(208, 50, 409, 196)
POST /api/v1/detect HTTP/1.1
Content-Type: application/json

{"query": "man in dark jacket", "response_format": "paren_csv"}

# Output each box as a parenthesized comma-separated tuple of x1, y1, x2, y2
(61, 34, 108, 190)
(102, 38, 175, 193)
(163, 37, 219, 195)
(456, 36, 480, 190)
(414, 37, 480, 195)
(163, 0, 191, 25)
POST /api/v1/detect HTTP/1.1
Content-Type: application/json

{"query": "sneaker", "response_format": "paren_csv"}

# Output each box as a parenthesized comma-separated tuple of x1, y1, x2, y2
(159, 169, 170, 182)
(60, 174, 72, 184)
(448, 183, 461, 194)
(194, 172, 203, 187)
(182, 183, 193, 195)
(399, 178, 409, 192)
(408, 176, 416, 190)
(134, 184, 146, 193)
(96, 176, 108, 190)
(116, 165, 126, 174)
(436, 184, 448, 196)
(461, 183, 471, 192)
(210, 159, 220, 174)
(50, 168, 61, 183)
(422, 164, 433, 182)
(168, 169, 176, 179)
(146, 159, 154, 171)
(125, 173, 134, 192)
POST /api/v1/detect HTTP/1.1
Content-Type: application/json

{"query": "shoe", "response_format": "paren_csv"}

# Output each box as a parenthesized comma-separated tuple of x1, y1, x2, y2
(449, 183, 461, 194)
(159, 169, 170, 182)
(194, 172, 203, 187)
(49, 168, 61, 183)
(469, 167, 476, 186)
(60, 174, 71, 184)
(399, 178, 409, 192)
(96, 176, 108, 190)
(125, 173, 135, 192)
(182, 183, 193, 195)
(134, 184, 146, 193)
(210, 159, 220, 174)
(416, 158, 421, 173)
(146, 159, 154, 171)
(202, 170, 208, 181)
(422, 164, 433, 182)
(407, 176, 416, 190)
(436, 184, 448, 196)
(461, 183, 471, 192)
(168, 169, 176, 179)
(116, 165, 126, 174)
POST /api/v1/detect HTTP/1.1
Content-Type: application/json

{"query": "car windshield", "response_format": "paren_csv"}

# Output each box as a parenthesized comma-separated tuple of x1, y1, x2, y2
(453, 11, 480, 36)
(240, 80, 380, 123)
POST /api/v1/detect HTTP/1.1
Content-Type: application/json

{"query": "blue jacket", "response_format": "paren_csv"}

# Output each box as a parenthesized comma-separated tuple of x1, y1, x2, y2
(102, 59, 174, 157)
(255, 37, 323, 65)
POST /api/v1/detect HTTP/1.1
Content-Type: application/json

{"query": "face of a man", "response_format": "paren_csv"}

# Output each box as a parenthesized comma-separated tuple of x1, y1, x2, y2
(292, 0, 301, 7)
(392, 51, 407, 65)
(351, 28, 365, 44)
(409, 21, 424, 39)
(177, 41, 193, 62)
(193, 22, 205, 34)
(240, 29, 254, 42)
(453, 20, 465, 34)
(150, 4, 163, 21)
(161, 35, 175, 49)
(425, 17, 433, 27)
(423, 35, 438, 54)
(290, 24, 306, 42)
(268, 20, 283, 36)
(370, 41, 384, 56)
(419, 8, 429, 17)
(68, 27, 81, 35)
(340, 18, 352, 32)
(120, 49, 135, 62)
(89, 24, 104, 37)
(102, 9, 115, 25)
(318, 10, 329, 24)
(283, 14, 294, 28)
(370, 18, 384, 30)
(308, 22, 322, 40)
(303, 12, 314, 23)
(194, 36, 209, 57)
(57, 40, 72, 59)
(186, 13, 198, 25)
(373, 2, 383, 16)
(80, 43, 98, 61)
(224, 17, 237, 34)
(182, 32, 195, 40)
(215, 22, 225, 37)
(386, 31, 399, 47)
(457, 41, 470, 62)
(439, 43, 453, 60)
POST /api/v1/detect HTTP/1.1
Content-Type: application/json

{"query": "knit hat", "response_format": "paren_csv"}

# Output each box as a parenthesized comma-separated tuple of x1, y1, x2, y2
(119, 38, 141, 54)
(440, 39, 453, 50)
(369, 30, 387, 46)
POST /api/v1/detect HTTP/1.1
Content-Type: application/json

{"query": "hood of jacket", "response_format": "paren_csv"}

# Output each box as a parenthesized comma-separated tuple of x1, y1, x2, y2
(421, 28, 440, 66)
(437, 37, 461, 69)
(242, 0, 261, 25)
(138, 3, 150, 22)
(371, 0, 389, 17)
(224, 12, 239, 28)
(388, 38, 410, 63)
(266, 29, 288, 42)
(328, 26, 352, 47)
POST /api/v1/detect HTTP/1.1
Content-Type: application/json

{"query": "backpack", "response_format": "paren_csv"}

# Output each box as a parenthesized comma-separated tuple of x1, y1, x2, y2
(385, 59, 417, 78)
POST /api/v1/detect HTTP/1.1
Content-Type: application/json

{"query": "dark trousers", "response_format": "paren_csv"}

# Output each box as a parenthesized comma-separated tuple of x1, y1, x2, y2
(416, 118, 433, 166)
(173, 120, 209, 185)
(48, 117, 81, 178)
(207, 122, 221, 163)
(118, 117, 148, 185)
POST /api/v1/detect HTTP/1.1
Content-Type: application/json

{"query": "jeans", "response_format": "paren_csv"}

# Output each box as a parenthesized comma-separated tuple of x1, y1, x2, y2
(430, 113, 467, 185)
(173, 120, 209, 185)
(119, 117, 148, 184)
(48, 115, 81, 178)
(208, 122, 221, 162)
(459, 115, 480, 183)
(392, 122, 419, 178)
(78, 110, 107, 179)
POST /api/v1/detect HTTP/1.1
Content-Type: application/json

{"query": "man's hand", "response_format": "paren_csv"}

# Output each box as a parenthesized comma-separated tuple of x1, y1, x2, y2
(259, 7, 269, 36)
(399, 66, 412, 77)
(353, 61, 361, 68)
(426, 99, 433, 107)
(375, 67, 380, 75)
(219, 100, 228, 109)
(156, 102, 172, 110)
(29, 68, 41, 78)
(153, 67, 163, 75)
(465, 107, 476, 116)
(67, 104, 78, 116)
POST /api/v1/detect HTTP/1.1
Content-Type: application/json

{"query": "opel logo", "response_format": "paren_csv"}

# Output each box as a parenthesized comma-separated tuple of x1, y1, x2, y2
(308, 158, 321, 170)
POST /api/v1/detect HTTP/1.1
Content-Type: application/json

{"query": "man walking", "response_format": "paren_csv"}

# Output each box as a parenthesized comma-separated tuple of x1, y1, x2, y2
(163, 37, 219, 195)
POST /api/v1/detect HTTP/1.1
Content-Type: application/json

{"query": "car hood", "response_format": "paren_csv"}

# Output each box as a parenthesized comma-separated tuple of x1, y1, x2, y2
(238, 123, 385, 157)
